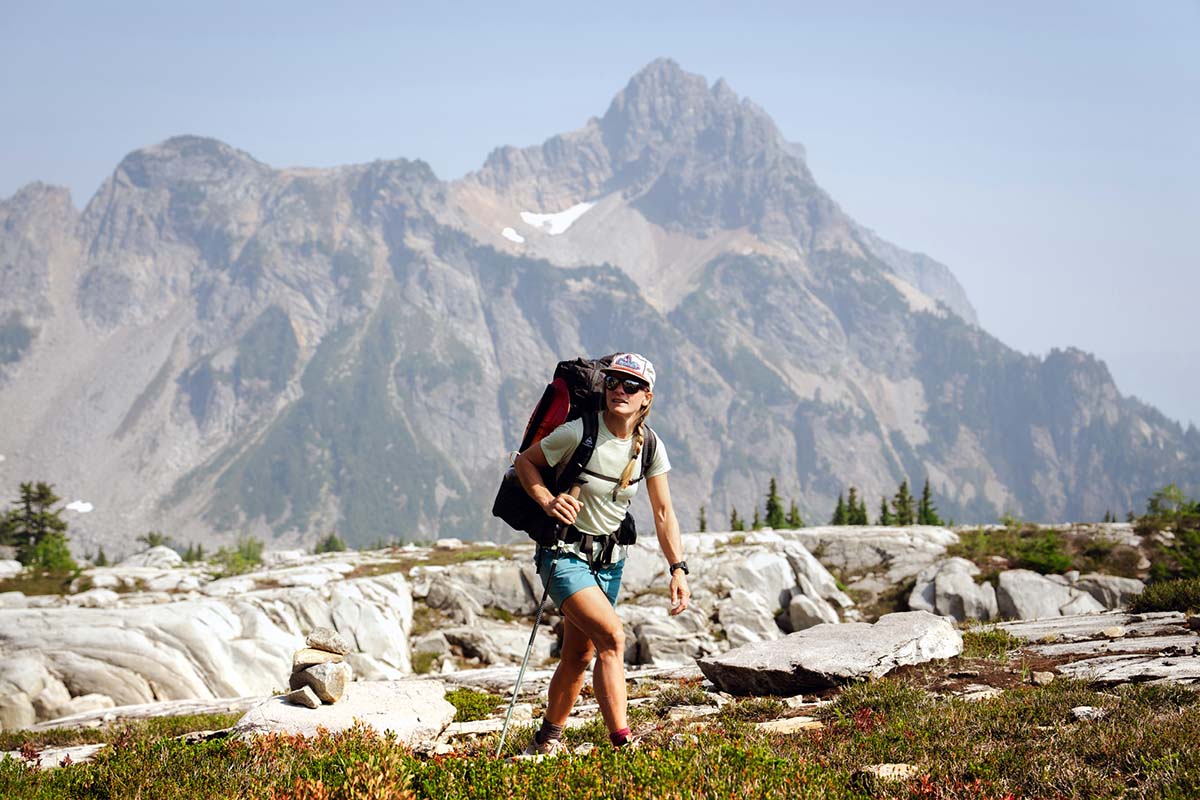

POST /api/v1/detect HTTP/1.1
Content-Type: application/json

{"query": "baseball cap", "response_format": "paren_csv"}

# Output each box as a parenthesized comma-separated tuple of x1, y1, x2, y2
(602, 352, 656, 391)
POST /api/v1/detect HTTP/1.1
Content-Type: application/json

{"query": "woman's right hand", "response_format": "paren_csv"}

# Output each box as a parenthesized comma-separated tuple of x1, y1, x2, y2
(542, 492, 582, 525)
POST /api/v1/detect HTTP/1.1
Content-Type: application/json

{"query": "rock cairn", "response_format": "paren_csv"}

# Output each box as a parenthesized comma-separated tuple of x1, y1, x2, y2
(284, 628, 354, 707)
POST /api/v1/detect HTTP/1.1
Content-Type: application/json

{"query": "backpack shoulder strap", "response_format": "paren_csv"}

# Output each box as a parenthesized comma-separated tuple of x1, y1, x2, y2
(640, 426, 658, 482)
(556, 412, 599, 493)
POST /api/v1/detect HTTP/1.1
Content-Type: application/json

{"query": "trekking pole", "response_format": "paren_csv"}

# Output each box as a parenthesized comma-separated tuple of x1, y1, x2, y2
(495, 485, 580, 758)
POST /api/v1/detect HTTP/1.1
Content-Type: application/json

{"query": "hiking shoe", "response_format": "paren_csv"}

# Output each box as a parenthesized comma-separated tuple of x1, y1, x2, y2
(521, 736, 567, 758)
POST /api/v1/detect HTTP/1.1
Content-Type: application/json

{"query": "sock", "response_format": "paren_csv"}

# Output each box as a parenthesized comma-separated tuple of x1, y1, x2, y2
(536, 721, 565, 745)
(609, 727, 631, 747)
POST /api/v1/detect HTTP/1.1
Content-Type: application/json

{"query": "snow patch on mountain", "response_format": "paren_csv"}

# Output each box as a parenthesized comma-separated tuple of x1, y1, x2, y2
(66, 500, 94, 513)
(500, 227, 525, 243)
(519, 202, 594, 235)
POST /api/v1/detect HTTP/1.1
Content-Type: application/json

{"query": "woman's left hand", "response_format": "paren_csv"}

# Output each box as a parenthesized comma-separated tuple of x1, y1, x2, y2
(668, 571, 691, 615)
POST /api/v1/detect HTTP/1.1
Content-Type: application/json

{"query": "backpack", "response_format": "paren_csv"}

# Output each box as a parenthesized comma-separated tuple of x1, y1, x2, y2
(492, 354, 657, 546)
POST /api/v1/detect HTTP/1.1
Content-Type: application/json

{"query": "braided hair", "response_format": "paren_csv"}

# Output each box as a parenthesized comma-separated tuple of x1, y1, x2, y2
(614, 395, 654, 500)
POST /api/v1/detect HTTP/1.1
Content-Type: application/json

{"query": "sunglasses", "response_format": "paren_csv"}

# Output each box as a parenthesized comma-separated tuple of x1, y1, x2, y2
(605, 375, 649, 394)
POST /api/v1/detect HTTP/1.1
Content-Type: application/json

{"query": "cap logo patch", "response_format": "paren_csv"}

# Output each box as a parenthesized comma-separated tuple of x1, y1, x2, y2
(614, 354, 644, 372)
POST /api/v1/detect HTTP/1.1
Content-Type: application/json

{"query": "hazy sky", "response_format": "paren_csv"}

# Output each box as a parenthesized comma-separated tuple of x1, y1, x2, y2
(3, 1, 1197, 425)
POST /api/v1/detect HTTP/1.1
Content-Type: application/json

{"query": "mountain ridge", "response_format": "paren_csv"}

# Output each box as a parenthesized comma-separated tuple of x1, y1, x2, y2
(0, 59, 1195, 555)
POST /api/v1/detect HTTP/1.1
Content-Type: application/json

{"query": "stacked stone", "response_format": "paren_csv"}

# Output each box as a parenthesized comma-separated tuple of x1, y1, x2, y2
(283, 627, 354, 708)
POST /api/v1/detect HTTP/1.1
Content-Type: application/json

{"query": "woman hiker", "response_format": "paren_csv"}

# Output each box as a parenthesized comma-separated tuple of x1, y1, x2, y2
(514, 352, 691, 755)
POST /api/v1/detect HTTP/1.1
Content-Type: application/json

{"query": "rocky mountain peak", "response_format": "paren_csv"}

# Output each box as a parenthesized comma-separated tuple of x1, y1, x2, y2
(111, 135, 266, 193)
(600, 58, 789, 177)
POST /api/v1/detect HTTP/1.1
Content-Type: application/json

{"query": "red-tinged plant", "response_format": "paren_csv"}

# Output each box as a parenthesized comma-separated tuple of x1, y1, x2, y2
(269, 778, 332, 800)
(852, 707, 881, 733)
(18, 741, 39, 762)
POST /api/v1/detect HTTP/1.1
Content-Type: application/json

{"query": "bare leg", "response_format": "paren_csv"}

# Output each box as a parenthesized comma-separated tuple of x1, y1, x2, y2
(558, 585, 627, 734)
(544, 617, 594, 726)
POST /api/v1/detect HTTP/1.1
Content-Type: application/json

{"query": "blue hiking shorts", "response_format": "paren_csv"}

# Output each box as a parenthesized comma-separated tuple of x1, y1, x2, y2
(535, 549, 624, 609)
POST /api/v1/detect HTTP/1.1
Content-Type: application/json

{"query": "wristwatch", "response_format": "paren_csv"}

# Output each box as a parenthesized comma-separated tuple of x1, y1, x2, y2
(669, 560, 689, 576)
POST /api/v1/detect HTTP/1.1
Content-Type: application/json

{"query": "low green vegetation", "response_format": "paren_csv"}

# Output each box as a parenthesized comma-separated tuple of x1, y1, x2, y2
(1138, 485, 1200, 582)
(649, 682, 712, 717)
(443, 688, 501, 723)
(410, 651, 439, 676)
(210, 537, 265, 577)
(961, 626, 1024, 659)
(948, 517, 1147, 580)
(0, 713, 243, 752)
(3, 680, 1199, 798)
(1130, 578, 1200, 614)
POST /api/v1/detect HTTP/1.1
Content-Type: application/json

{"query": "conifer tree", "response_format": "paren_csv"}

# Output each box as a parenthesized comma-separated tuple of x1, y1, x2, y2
(830, 493, 847, 526)
(786, 500, 803, 528)
(730, 507, 744, 532)
(855, 491, 869, 525)
(846, 487, 868, 525)
(893, 480, 915, 526)
(4, 482, 73, 569)
(698, 505, 707, 533)
(917, 479, 944, 525)
(878, 496, 894, 525)
(751, 508, 762, 530)
(765, 478, 786, 529)
(94, 547, 109, 567)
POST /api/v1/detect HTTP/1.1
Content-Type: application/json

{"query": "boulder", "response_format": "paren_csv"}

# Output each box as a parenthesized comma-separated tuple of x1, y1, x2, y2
(718, 589, 783, 648)
(790, 526, 959, 583)
(31, 679, 72, 719)
(996, 570, 1104, 620)
(424, 575, 484, 625)
(261, 550, 308, 568)
(117, 547, 182, 569)
(712, 550, 795, 611)
(0, 572, 413, 721)
(268, 564, 356, 588)
(345, 653, 405, 682)
(59, 694, 115, 717)
(781, 543, 854, 609)
(1075, 574, 1145, 610)
(0, 560, 23, 579)
(616, 543, 669, 596)
(1060, 592, 1106, 616)
(235, 679, 455, 741)
(414, 561, 539, 615)
(0, 652, 61, 730)
(697, 611, 962, 695)
(908, 558, 997, 621)
(620, 604, 719, 667)
(442, 620, 552, 666)
(67, 588, 121, 609)
(788, 592, 839, 631)
(289, 662, 352, 703)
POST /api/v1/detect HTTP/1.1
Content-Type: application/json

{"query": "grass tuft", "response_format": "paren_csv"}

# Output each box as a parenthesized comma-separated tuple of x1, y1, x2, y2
(1130, 577, 1200, 613)
(443, 688, 501, 723)
(961, 626, 1025, 659)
